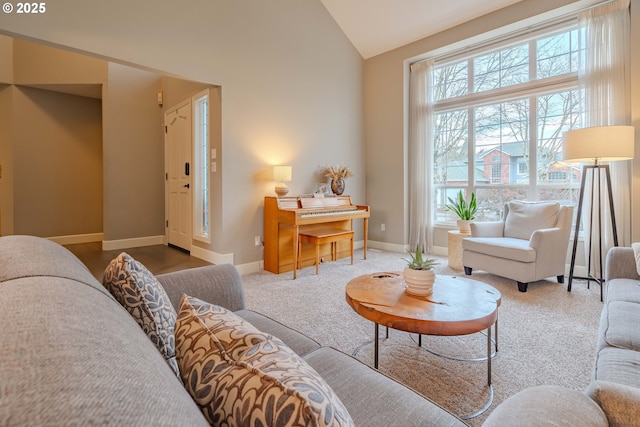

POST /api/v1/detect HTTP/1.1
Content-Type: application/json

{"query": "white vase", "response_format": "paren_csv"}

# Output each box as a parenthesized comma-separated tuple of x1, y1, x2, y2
(403, 267, 435, 296)
(457, 219, 471, 234)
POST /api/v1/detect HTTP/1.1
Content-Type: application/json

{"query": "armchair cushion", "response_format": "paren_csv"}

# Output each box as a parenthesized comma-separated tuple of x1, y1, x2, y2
(504, 201, 559, 240)
(462, 237, 535, 263)
(470, 221, 504, 237)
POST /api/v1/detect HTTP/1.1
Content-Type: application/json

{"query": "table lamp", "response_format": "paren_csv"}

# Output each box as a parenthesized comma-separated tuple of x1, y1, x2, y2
(273, 165, 292, 197)
(563, 125, 634, 300)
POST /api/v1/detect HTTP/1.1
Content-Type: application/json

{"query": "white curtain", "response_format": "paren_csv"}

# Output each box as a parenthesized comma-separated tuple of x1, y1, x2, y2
(408, 60, 434, 253)
(579, 0, 631, 277)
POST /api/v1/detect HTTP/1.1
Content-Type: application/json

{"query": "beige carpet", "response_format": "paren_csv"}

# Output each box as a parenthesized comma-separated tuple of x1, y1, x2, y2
(241, 249, 603, 426)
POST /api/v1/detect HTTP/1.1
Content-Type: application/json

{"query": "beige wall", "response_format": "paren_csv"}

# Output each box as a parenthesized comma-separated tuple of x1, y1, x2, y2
(13, 38, 105, 85)
(0, 38, 106, 239)
(0, 36, 12, 83)
(363, 0, 640, 256)
(0, 85, 12, 235)
(102, 63, 164, 242)
(12, 87, 103, 237)
(0, 0, 364, 267)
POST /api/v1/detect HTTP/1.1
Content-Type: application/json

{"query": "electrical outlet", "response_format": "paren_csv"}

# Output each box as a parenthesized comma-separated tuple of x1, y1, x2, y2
(381, 223, 386, 232)
(254, 236, 262, 247)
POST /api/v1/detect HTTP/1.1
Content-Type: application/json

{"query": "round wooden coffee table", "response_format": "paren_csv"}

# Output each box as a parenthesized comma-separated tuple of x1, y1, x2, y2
(345, 272, 501, 419)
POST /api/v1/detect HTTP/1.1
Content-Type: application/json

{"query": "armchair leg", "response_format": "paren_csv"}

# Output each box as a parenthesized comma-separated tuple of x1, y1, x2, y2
(557, 275, 564, 284)
(464, 267, 472, 275)
(517, 282, 528, 292)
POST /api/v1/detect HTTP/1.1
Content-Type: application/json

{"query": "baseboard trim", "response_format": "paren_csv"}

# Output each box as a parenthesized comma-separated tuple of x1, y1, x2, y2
(190, 245, 234, 266)
(102, 235, 166, 251)
(235, 261, 262, 275)
(367, 240, 405, 253)
(47, 233, 104, 246)
(432, 245, 448, 257)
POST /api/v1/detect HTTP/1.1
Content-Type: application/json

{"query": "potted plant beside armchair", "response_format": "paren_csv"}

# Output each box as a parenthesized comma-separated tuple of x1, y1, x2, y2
(446, 190, 477, 234)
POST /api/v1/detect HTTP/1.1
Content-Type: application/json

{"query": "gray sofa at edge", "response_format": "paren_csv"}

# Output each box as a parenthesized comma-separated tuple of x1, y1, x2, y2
(0, 235, 624, 426)
(587, 247, 640, 426)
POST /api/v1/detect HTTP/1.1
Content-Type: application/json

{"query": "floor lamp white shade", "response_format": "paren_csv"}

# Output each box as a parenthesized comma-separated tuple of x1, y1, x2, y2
(562, 125, 635, 300)
(563, 125, 634, 163)
(273, 165, 292, 197)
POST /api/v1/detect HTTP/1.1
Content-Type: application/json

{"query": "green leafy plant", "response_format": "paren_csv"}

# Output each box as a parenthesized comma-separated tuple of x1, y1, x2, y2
(446, 190, 477, 220)
(403, 245, 440, 270)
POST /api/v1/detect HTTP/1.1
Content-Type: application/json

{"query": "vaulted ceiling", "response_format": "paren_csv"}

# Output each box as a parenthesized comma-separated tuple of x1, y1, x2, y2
(319, 0, 524, 59)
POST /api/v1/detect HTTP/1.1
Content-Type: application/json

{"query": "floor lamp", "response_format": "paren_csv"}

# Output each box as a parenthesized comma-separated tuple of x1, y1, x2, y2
(563, 125, 635, 301)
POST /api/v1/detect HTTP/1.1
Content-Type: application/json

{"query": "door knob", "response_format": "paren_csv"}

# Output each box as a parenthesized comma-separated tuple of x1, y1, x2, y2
(183, 183, 190, 188)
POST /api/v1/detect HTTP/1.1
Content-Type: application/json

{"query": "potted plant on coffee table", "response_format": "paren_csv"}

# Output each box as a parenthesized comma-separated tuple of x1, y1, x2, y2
(446, 190, 477, 234)
(403, 245, 440, 297)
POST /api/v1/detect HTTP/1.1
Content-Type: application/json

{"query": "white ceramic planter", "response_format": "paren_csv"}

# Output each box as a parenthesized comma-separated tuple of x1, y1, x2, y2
(403, 267, 435, 296)
(457, 219, 472, 234)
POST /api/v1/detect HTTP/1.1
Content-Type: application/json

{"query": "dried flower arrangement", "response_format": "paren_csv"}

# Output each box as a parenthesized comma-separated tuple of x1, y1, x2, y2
(322, 165, 355, 180)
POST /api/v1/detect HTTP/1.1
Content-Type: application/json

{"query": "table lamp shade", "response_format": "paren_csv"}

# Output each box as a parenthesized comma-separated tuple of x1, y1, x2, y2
(563, 125, 634, 163)
(273, 165, 292, 182)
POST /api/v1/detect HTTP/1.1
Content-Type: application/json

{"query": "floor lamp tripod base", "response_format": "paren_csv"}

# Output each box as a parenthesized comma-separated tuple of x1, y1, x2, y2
(567, 163, 618, 302)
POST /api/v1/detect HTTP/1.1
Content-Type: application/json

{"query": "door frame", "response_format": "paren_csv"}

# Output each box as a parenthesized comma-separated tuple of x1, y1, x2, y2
(164, 99, 192, 251)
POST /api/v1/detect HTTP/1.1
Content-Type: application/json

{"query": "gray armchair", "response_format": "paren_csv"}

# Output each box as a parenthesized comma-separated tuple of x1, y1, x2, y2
(462, 201, 574, 292)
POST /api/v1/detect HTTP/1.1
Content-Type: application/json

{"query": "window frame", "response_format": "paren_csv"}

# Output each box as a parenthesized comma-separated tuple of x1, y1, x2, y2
(192, 89, 210, 243)
(429, 20, 584, 225)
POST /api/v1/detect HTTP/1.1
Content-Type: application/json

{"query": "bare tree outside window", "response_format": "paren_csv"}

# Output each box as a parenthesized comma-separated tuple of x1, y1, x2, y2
(430, 25, 584, 223)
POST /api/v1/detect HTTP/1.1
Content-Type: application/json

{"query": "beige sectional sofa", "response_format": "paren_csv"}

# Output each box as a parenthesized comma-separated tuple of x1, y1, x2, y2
(586, 247, 640, 426)
(1, 235, 631, 426)
(0, 235, 464, 426)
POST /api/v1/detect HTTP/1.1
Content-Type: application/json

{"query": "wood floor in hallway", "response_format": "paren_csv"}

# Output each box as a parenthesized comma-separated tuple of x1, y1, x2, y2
(65, 242, 212, 281)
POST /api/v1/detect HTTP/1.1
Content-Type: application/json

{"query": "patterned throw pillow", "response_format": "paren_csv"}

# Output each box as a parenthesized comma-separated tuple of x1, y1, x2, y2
(175, 295, 354, 427)
(102, 252, 180, 377)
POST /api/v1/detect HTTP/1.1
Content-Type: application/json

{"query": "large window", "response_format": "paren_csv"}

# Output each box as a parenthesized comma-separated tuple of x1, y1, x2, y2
(432, 24, 584, 223)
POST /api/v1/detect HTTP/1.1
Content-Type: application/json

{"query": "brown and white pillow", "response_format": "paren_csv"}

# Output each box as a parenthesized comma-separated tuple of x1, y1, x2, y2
(102, 252, 179, 377)
(175, 295, 354, 426)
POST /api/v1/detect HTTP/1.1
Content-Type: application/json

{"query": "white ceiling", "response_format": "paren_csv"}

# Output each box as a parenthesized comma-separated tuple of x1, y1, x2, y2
(320, 0, 524, 59)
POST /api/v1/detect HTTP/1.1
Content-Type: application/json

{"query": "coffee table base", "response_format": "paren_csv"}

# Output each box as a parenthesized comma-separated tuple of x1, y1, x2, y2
(354, 323, 494, 420)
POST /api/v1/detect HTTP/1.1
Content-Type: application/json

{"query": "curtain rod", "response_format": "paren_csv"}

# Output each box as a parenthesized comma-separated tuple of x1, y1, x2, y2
(412, 0, 619, 66)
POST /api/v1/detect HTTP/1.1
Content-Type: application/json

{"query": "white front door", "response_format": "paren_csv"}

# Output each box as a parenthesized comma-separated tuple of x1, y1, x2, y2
(165, 101, 192, 251)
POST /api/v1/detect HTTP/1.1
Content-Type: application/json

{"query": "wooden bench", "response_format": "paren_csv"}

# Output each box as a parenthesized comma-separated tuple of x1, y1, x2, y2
(297, 228, 354, 275)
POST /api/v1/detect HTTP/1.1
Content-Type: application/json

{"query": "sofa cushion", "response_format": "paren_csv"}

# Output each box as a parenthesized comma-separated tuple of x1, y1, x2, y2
(463, 237, 536, 263)
(601, 300, 640, 352)
(175, 295, 354, 426)
(102, 252, 179, 377)
(632, 242, 640, 276)
(595, 347, 640, 388)
(504, 201, 559, 240)
(605, 279, 640, 304)
(303, 347, 465, 427)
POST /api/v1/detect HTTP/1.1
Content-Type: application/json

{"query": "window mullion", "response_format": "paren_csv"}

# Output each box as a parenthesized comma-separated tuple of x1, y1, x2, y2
(468, 106, 475, 193)
(529, 95, 537, 200)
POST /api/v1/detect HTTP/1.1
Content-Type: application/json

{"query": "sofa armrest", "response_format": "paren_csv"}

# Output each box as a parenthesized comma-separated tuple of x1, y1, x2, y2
(586, 380, 640, 427)
(481, 385, 607, 427)
(156, 264, 247, 312)
(470, 221, 504, 237)
(605, 247, 640, 281)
